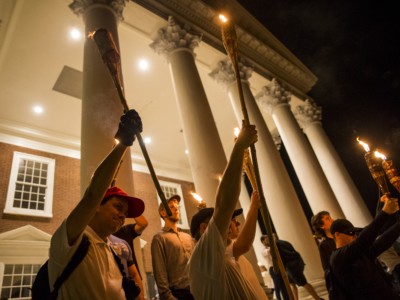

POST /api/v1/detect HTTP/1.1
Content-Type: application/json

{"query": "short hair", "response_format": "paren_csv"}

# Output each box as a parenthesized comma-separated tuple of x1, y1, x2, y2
(158, 195, 181, 218)
(311, 211, 330, 239)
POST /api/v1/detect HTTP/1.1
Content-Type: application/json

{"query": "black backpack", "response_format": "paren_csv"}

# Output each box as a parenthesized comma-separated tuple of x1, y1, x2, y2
(31, 235, 90, 300)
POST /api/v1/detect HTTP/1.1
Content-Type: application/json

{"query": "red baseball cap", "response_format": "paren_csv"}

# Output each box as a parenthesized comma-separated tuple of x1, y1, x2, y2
(103, 186, 145, 218)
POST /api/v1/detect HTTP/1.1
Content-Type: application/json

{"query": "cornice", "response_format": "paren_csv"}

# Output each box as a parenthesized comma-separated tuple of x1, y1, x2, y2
(131, 0, 317, 96)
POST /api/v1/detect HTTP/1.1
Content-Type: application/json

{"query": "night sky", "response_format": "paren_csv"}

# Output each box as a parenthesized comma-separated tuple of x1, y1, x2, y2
(237, 0, 400, 218)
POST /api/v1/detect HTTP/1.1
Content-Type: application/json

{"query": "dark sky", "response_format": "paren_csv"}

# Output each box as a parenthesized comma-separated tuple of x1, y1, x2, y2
(237, 0, 400, 216)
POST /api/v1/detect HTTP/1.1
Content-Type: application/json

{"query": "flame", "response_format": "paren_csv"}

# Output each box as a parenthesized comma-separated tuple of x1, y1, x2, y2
(234, 127, 240, 137)
(114, 138, 120, 144)
(87, 31, 96, 39)
(357, 137, 370, 152)
(219, 14, 228, 23)
(374, 150, 387, 160)
(191, 192, 203, 202)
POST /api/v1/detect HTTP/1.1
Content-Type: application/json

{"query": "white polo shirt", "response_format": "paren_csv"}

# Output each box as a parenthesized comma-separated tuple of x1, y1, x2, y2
(48, 220, 125, 300)
(189, 217, 258, 300)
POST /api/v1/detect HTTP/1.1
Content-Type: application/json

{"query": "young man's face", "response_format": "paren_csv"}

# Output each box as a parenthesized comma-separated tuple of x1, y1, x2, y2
(162, 199, 180, 222)
(320, 214, 334, 231)
(98, 196, 129, 233)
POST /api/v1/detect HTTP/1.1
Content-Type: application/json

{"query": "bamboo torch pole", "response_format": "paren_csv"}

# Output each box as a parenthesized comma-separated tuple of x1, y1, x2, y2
(220, 16, 294, 300)
(90, 28, 171, 216)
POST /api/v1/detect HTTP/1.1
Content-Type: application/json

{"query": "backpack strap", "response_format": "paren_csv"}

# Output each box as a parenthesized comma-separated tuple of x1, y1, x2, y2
(50, 234, 90, 299)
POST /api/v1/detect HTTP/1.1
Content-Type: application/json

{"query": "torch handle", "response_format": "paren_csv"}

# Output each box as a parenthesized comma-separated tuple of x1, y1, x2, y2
(93, 29, 171, 216)
(221, 21, 294, 300)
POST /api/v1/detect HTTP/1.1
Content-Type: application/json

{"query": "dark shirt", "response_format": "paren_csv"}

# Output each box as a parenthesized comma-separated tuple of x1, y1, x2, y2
(276, 240, 303, 267)
(114, 224, 141, 276)
(330, 211, 400, 300)
(318, 237, 336, 271)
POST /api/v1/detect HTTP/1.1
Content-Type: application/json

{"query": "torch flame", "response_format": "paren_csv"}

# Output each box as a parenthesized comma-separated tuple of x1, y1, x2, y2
(234, 127, 240, 137)
(219, 14, 228, 23)
(357, 137, 370, 152)
(87, 31, 95, 39)
(191, 192, 203, 202)
(374, 150, 387, 160)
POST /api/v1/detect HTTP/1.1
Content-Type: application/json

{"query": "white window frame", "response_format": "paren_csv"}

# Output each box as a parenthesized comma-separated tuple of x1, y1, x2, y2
(4, 152, 55, 218)
(0, 262, 41, 299)
(157, 180, 189, 230)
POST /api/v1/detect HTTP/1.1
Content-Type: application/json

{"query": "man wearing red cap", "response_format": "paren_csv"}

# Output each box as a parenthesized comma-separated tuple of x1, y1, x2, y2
(189, 123, 259, 299)
(48, 110, 145, 299)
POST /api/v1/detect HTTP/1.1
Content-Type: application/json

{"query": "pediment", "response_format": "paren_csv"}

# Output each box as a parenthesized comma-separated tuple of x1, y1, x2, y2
(0, 225, 51, 242)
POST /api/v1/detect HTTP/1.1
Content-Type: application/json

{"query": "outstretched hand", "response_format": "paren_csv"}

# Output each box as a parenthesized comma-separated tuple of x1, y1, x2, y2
(115, 109, 143, 146)
(381, 195, 399, 215)
(250, 190, 261, 210)
(236, 122, 258, 149)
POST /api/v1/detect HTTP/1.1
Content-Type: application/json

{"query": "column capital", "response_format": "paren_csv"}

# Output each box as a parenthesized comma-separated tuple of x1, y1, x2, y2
(255, 78, 291, 114)
(294, 99, 322, 130)
(209, 57, 253, 87)
(150, 16, 202, 57)
(69, 0, 128, 20)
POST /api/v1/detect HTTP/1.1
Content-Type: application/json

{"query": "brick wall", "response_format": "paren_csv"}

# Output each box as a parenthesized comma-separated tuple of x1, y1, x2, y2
(0, 142, 80, 235)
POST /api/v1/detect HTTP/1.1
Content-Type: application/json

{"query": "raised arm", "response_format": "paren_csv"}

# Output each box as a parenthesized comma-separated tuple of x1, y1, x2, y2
(214, 123, 258, 240)
(134, 215, 149, 235)
(233, 190, 261, 258)
(66, 110, 142, 245)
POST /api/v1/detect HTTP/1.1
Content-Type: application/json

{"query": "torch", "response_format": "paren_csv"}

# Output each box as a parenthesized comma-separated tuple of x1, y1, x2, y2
(357, 138, 391, 195)
(374, 150, 400, 194)
(90, 28, 171, 216)
(222, 17, 293, 297)
(192, 192, 207, 210)
(357, 138, 393, 215)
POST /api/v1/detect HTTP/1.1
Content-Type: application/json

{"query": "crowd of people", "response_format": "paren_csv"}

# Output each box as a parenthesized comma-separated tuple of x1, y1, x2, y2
(45, 109, 400, 300)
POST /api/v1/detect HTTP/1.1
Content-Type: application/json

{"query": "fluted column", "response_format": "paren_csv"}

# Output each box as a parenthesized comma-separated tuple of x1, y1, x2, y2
(294, 100, 372, 226)
(69, 0, 148, 293)
(256, 79, 345, 219)
(150, 17, 226, 206)
(210, 59, 323, 280)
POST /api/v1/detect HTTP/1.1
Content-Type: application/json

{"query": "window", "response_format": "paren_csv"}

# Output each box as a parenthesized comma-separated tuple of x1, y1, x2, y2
(158, 181, 189, 229)
(4, 152, 55, 218)
(0, 263, 41, 299)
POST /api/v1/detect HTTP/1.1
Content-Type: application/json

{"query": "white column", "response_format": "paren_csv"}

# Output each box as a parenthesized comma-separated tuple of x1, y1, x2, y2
(150, 17, 227, 206)
(70, 0, 134, 193)
(256, 79, 345, 219)
(210, 59, 323, 280)
(69, 0, 148, 295)
(294, 99, 372, 226)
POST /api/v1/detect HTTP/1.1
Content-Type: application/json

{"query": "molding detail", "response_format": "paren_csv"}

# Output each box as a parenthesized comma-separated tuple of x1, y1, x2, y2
(69, 0, 129, 20)
(271, 129, 282, 150)
(255, 78, 291, 114)
(209, 57, 253, 87)
(294, 99, 322, 130)
(133, 0, 317, 94)
(150, 16, 202, 57)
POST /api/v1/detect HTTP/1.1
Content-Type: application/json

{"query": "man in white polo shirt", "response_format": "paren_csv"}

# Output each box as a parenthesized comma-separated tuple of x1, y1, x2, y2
(48, 110, 144, 299)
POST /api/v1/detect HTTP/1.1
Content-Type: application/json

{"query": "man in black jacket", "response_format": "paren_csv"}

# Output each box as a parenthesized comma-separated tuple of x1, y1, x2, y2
(330, 195, 400, 300)
(275, 238, 322, 300)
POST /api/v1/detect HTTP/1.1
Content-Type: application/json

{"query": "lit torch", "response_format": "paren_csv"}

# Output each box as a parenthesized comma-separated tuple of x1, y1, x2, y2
(192, 192, 206, 210)
(374, 150, 400, 193)
(357, 138, 390, 195)
(89, 28, 171, 216)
